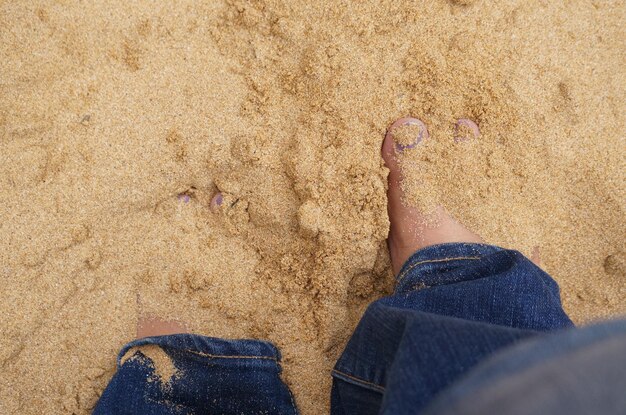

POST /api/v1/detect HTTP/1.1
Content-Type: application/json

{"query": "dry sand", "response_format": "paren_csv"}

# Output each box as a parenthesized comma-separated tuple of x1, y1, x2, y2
(1, 0, 625, 413)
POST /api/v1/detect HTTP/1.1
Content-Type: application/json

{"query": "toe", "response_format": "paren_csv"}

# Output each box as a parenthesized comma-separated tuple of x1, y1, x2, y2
(210, 192, 223, 211)
(455, 118, 480, 142)
(382, 117, 429, 184)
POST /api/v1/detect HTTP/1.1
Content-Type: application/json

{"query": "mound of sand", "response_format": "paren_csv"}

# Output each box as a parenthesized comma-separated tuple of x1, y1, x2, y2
(1, 0, 624, 413)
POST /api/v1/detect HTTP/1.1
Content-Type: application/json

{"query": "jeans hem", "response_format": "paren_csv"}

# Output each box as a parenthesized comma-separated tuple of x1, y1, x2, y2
(117, 334, 281, 368)
(331, 369, 386, 393)
(395, 243, 507, 292)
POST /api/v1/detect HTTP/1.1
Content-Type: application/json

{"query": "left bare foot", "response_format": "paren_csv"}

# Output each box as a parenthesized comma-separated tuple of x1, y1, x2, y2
(137, 316, 187, 338)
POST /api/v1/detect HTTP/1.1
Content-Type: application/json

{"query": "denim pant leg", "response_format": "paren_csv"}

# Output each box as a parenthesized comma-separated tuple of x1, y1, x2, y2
(331, 243, 574, 415)
(422, 318, 626, 415)
(93, 334, 298, 414)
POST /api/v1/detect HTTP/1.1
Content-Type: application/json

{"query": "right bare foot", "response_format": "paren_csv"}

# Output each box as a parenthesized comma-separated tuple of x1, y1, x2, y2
(382, 117, 484, 275)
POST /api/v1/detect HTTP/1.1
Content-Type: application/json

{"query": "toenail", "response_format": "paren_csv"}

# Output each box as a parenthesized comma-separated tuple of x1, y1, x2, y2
(455, 119, 480, 142)
(391, 119, 429, 152)
(210, 192, 223, 211)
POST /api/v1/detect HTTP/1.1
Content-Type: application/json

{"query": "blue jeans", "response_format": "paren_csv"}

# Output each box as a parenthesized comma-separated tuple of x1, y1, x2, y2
(94, 243, 626, 414)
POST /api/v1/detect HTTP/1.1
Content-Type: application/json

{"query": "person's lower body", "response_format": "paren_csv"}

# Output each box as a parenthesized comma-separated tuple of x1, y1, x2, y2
(95, 241, 623, 415)
(94, 117, 626, 414)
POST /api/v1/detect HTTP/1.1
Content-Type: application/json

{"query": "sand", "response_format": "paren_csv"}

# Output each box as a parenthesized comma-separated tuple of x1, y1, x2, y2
(0, 0, 624, 413)
(120, 345, 178, 386)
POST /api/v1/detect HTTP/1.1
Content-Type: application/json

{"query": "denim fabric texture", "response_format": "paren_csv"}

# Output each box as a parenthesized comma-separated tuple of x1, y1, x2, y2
(330, 243, 574, 415)
(94, 243, 585, 414)
(93, 334, 298, 414)
(422, 318, 626, 415)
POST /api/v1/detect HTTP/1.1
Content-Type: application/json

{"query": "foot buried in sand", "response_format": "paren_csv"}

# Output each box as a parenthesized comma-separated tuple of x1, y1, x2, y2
(137, 316, 187, 338)
(383, 117, 484, 274)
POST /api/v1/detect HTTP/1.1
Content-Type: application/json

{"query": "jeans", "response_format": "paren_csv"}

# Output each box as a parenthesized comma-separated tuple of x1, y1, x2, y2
(94, 243, 626, 414)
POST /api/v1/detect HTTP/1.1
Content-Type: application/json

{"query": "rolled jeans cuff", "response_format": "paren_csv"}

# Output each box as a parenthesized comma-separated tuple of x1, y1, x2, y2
(117, 333, 281, 368)
(395, 242, 506, 293)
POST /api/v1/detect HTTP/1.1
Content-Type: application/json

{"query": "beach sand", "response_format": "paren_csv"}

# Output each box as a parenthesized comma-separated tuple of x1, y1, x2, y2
(1, 0, 624, 413)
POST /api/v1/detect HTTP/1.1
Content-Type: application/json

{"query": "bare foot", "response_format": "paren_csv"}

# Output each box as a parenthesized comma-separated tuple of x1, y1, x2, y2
(137, 316, 187, 338)
(531, 245, 541, 267)
(382, 117, 484, 275)
(133, 191, 226, 340)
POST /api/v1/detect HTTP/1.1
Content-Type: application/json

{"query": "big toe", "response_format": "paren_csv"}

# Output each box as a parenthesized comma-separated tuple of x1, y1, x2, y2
(382, 117, 428, 177)
(383, 117, 428, 204)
